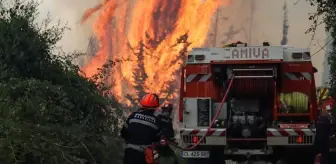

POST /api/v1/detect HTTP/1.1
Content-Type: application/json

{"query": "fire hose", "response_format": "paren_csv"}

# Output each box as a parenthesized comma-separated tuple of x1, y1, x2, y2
(279, 92, 309, 113)
(168, 73, 235, 150)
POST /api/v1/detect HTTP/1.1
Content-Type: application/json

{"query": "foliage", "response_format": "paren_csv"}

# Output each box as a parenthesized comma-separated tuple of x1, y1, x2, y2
(307, 0, 336, 93)
(0, 0, 125, 163)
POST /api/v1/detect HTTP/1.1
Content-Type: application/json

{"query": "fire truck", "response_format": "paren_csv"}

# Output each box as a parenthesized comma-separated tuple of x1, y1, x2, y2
(177, 42, 330, 163)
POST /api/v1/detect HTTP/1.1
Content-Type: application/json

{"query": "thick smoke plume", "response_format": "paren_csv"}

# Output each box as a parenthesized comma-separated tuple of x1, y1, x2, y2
(37, 0, 99, 53)
(281, 0, 289, 45)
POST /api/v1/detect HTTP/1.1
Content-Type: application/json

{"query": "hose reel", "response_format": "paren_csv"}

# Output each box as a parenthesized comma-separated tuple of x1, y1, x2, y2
(279, 92, 309, 113)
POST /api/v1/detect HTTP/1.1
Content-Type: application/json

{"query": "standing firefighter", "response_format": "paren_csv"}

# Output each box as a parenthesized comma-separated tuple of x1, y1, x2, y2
(314, 110, 333, 164)
(156, 103, 178, 164)
(156, 103, 175, 139)
(120, 93, 162, 164)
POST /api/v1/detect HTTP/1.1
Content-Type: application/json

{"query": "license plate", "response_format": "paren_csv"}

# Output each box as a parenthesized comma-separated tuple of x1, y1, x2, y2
(180, 151, 210, 158)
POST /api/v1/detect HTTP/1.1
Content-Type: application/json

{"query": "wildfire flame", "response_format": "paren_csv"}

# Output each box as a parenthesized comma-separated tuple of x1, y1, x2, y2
(81, 0, 229, 106)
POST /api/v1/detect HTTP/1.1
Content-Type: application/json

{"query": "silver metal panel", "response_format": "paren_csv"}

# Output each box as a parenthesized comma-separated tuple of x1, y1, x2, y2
(183, 98, 212, 128)
(213, 102, 228, 120)
(205, 136, 226, 145)
(283, 47, 311, 62)
(183, 98, 198, 128)
(267, 137, 289, 145)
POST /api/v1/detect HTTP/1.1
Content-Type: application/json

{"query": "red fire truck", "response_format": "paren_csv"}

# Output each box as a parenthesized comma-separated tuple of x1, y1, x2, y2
(177, 42, 327, 163)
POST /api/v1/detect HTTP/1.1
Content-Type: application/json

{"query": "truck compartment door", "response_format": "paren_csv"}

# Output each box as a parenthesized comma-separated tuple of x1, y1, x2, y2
(183, 98, 212, 128)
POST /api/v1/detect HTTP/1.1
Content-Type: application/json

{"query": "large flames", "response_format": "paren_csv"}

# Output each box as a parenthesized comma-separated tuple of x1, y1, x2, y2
(81, 0, 229, 106)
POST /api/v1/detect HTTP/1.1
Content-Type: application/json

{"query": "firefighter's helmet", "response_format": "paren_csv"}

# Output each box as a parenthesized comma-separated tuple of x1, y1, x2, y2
(140, 93, 160, 109)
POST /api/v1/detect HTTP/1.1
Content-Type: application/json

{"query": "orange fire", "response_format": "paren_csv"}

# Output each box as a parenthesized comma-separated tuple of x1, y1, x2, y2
(81, 0, 229, 106)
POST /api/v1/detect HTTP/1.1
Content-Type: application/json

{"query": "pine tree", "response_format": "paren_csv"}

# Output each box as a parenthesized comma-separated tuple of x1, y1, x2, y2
(281, 0, 289, 45)
(162, 33, 191, 102)
(125, 40, 149, 108)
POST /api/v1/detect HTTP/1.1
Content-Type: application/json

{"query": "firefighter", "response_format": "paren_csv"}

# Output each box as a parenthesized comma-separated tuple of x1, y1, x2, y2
(156, 103, 175, 139)
(120, 93, 162, 164)
(156, 103, 178, 164)
(314, 109, 333, 164)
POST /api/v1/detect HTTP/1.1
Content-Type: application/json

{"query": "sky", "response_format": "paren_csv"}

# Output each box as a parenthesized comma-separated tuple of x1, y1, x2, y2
(35, 0, 328, 86)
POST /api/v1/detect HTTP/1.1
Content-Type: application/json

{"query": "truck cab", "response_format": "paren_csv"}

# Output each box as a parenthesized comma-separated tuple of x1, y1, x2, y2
(178, 42, 320, 163)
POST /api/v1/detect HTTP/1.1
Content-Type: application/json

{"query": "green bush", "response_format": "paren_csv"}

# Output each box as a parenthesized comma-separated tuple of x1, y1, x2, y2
(0, 0, 124, 163)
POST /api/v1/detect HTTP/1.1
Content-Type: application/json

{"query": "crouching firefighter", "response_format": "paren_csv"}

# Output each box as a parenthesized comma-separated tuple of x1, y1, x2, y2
(120, 93, 162, 164)
(314, 109, 333, 164)
(156, 103, 178, 164)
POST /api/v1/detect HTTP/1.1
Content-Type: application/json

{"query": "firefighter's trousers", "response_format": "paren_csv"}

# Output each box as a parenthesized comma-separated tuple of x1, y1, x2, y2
(319, 149, 329, 164)
(314, 144, 330, 164)
(123, 148, 146, 164)
(157, 146, 178, 164)
(123, 144, 149, 164)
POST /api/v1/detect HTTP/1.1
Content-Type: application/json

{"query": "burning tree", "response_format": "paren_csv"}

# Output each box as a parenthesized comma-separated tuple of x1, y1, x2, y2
(125, 40, 149, 108)
(126, 33, 191, 109)
(80, 0, 221, 106)
(161, 33, 191, 101)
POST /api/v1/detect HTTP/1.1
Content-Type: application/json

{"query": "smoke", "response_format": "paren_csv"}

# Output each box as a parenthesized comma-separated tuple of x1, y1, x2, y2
(36, 0, 99, 53)
(247, 0, 256, 44)
(281, 0, 289, 45)
(210, 0, 258, 45)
